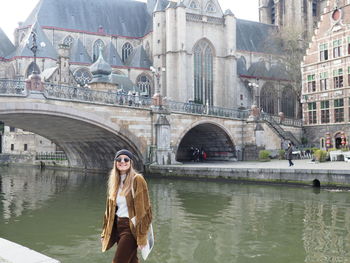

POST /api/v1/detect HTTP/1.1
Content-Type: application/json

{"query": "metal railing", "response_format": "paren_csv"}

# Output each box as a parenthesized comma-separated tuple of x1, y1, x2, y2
(166, 100, 250, 119)
(0, 79, 26, 96)
(35, 151, 67, 161)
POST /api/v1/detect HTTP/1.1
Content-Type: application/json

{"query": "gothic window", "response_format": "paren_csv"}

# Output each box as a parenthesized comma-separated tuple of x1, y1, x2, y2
(189, 0, 199, 9)
(281, 86, 296, 118)
(205, 1, 216, 13)
(260, 84, 277, 115)
(74, 68, 92, 86)
(312, 0, 317, 16)
(93, 39, 105, 62)
(26, 62, 40, 77)
(193, 40, 214, 105)
(137, 74, 152, 96)
(268, 0, 275, 24)
(145, 41, 151, 59)
(63, 35, 74, 48)
(122, 42, 133, 62)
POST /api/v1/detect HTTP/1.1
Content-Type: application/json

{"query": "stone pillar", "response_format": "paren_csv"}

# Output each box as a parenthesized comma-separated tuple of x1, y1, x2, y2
(224, 11, 236, 108)
(153, 109, 174, 165)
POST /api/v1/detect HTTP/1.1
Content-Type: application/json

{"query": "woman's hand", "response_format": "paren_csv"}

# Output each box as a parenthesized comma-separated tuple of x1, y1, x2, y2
(138, 245, 145, 250)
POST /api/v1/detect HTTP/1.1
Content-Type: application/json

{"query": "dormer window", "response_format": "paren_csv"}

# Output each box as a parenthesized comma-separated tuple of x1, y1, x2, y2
(189, 0, 199, 9)
(206, 1, 216, 13)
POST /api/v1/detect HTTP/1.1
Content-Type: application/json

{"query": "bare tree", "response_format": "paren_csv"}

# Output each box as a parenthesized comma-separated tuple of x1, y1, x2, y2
(265, 25, 309, 118)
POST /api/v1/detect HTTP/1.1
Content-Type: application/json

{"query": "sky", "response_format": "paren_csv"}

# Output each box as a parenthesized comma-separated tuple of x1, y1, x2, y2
(0, 0, 259, 42)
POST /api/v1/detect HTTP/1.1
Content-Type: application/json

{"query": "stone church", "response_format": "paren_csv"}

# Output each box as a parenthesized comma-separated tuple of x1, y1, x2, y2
(0, 0, 300, 118)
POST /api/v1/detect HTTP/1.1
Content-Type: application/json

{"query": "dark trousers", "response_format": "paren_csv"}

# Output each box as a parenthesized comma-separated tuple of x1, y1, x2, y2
(288, 159, 294, 166)
(112, 217, 138, 263)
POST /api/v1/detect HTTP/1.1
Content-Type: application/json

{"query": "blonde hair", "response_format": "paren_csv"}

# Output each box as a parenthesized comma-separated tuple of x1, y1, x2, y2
(107, 160, 139, 199)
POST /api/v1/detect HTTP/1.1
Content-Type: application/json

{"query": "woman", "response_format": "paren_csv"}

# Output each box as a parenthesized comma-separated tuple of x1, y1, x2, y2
(101, 149, 152, 263)
(286, 143, 294, 167)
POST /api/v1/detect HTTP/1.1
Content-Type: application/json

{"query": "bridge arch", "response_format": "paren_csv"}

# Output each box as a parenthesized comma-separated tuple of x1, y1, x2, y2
(0, 102, 146, 170)
(175, 121, 236, 161)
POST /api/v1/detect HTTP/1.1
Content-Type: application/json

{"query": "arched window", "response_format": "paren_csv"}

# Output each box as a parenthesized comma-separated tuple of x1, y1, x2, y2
(63, 35, 74, 48)
(260, 83, 277, 115)
(193, 40, 214, 105)
(189, 0, 199, 9)
(73, 68, 92, 86)
(269, 0, 276, 24)
(145, 41, 151, 59)
(26, 62, 40, 77)
(206, 1, 216, 13)
(122, 42, 133, 62)
(137, 74, 152, 96)
(93, 39, 105, 62)
(281, 86, 296, 118)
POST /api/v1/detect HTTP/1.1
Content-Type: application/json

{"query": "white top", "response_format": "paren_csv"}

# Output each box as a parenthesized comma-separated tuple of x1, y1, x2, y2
(116, 174, 129, 218)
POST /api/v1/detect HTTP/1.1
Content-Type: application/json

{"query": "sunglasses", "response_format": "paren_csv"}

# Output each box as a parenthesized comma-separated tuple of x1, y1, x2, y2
(115, 157, 130, 163)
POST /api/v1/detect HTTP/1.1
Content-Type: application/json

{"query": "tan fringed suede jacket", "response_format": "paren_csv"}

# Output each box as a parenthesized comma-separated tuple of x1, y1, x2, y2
(101, 174, 152, 252)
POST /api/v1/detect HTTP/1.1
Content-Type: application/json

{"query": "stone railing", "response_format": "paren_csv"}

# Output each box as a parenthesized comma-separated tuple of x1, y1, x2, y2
(186, 13, 203, 22)
(186, 14, 224, 25)
(261, 113, 303, 127)
(206, 16, 224, 25)
(0, 79, 302, 125)
(43, 83, 153, 108)
(0, 79, 26, 96)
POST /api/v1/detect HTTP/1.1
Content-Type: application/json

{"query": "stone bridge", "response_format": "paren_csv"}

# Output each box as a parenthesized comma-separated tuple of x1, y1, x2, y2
(0, 79, 302, 170)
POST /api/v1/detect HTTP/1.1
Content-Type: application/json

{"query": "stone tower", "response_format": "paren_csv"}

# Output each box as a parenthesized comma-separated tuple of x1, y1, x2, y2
(259, 0, 327, 37)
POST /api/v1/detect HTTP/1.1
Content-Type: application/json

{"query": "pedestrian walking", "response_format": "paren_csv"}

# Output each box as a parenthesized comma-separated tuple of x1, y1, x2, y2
(101, 149, 153, 263)
(286, 143, 294, 167)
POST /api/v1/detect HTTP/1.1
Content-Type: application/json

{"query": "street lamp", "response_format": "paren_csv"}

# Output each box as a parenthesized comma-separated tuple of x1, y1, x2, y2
(150, 66, 165, 107)
(28, 31, 46, 74)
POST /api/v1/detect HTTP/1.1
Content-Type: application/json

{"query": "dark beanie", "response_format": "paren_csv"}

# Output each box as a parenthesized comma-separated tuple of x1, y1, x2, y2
(114, 149, 133, 160)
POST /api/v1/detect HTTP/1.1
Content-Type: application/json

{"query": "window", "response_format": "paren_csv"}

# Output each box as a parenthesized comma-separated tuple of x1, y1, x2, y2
(321, 100, 330, 123)
(281, 86, 296, 118)
(24, 144, 28, 151)
(194, 40, 214, 105)
(122, 42, 133, 62)
(308, 102, 317, 124)
(307, 74, 316, 92)
(137, 74, 152, 97)
(320, 72, 328, 91)
(334, 98, 344, 122)
(348, 36, 350, 54)
(11, 144, 14, 151)
(333, 39, 342, 58)
(189, 0, 199, 9)
(9, 127, 15, 132)
(333, 68, 343, 88)
(93, 39, 104, 62)
(319, 43, 328, 61)
(73, 68, 92, 86)
(348, 67, 350, 86)
(63, 35, 74, 48)
(206, 2, 216, 12)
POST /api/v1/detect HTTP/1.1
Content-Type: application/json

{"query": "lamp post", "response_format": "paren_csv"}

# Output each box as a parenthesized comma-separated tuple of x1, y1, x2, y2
(28, 30, 46, 75)
(150, 66, 165, 107)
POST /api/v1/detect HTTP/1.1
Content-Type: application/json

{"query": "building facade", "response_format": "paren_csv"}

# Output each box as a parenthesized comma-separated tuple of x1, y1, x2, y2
(0, 0, 303, 157)
(302, 0, 350, 148)
(259, 0, 327, 37)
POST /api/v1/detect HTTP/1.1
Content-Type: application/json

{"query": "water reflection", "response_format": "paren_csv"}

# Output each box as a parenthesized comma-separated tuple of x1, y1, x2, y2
(1, 167, 350, 263)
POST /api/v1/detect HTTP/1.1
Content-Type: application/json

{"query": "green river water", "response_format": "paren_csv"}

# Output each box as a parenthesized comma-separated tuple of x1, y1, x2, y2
(1, 166, 350, 263)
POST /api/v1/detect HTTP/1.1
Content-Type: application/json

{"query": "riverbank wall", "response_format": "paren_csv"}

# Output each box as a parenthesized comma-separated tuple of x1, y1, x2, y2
(147, 160, 350, 188)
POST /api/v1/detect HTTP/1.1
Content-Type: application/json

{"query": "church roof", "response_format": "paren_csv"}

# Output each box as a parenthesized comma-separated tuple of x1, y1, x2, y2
(125, 45, 152, 69)
(154, 0, 169, 12)
(105, 43, 124, 67)
(0, 28, 15, 59)
(10, 20, 57, 60)
(22, 0, 152, 38)
(236, 19, 279, 54)
(70, 39, 92, 64)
